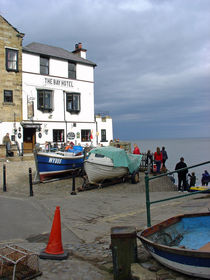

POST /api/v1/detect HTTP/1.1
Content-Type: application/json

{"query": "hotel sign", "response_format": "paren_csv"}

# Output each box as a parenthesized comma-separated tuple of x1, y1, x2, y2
(44, 78, 73, 88)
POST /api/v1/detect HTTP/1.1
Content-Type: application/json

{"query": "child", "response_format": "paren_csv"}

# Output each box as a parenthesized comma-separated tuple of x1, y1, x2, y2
(188, 172, 196, 187)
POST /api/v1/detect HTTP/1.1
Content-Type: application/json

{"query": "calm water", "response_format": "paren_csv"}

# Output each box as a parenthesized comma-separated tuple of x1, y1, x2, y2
(129, 137, 210, 184)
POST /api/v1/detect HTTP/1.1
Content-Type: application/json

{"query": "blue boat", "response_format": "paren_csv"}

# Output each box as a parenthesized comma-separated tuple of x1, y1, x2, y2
(34, 146, 84, 182)
(138, 212, 210, 279)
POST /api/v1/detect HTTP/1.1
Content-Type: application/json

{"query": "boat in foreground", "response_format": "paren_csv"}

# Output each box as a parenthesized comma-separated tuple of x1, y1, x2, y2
(84, 146, 142, 185)
(34, 146, 84, 182)
(138, 212, 210, 279)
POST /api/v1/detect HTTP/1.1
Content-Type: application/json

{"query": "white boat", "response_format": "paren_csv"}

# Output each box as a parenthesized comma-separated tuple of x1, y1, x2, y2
(84, 146, 142, 185)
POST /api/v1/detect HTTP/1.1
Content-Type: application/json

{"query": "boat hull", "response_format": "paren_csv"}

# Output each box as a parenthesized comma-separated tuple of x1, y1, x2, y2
(84, 154, 128, 184)
(139, 213, 210, 279)
(36, 151, 84, 181)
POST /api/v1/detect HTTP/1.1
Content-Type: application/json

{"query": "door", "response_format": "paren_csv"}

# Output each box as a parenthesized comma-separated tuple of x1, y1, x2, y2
(23, 128, 36, 153)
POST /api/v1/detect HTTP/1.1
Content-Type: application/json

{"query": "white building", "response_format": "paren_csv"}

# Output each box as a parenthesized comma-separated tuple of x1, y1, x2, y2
(21, 42, 113, 152)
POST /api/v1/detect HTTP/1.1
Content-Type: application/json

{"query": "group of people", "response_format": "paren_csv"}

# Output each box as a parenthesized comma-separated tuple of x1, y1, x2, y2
(132, 143, 210, 192)
(132, 144, 169, 174)
(153, 146, 168, 173)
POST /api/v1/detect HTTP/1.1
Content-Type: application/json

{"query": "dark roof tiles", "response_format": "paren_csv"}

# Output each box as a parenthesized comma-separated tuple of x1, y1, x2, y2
(23, 42, 96, 66)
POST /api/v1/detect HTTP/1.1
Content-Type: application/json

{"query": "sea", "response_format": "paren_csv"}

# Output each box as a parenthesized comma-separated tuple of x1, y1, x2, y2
(128, 137, 210, 185)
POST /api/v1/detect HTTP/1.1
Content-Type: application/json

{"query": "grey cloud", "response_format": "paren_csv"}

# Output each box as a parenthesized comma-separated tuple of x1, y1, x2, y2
(1, 0, 210, 138)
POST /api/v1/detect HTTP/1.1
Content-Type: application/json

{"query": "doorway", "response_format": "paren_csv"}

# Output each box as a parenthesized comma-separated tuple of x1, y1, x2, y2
(23, 128, 36, 153)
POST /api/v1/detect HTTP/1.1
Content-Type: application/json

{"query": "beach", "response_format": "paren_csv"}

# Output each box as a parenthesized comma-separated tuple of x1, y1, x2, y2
(0, 158, 209, 279)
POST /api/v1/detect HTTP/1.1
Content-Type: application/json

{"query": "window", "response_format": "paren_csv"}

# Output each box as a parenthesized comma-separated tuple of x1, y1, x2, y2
(40, 56, 49, 75)
(37, 89, 53, 112)
(68, 62, 76, 79)
(4, 90, 13, 103)
(53, 129, 64, 142)
(66, 92, 80, 113)
(6, 48, 18, 72)
(101, 129, 107, 142)
(81, 130, 91, 142)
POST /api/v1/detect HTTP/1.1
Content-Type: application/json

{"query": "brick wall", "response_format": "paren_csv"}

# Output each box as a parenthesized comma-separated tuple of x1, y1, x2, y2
(0, 16, 24, 123)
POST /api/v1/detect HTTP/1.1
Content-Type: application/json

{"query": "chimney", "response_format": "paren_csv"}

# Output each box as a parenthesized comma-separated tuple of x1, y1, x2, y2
(72, 42, 87, 59)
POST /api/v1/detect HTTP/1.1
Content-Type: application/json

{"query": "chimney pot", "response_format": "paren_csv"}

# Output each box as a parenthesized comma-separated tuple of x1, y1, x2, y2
(75, 42, 82, 50)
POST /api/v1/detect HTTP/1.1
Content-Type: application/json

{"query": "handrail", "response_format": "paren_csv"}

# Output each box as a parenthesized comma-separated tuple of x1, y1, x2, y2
(144, 160, 210, 227)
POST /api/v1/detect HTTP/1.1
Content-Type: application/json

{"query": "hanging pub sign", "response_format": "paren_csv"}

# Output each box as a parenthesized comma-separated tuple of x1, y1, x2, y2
(27, 97, 34, 119)
(67, 132, 75, 140)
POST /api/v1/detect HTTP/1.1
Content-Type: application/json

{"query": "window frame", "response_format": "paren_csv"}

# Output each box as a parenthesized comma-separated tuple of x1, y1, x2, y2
(40, 56, 49, 75)
(66, 92, 80, 114)
(101, 129, 107, 142)
(4, 90, 13, 103)
(37, 89, 53, 112)
(53, 129, 64, 143)
(81, 129, 91, 142)
(5, 48, 18, 72)
(68, 61, 76, 79)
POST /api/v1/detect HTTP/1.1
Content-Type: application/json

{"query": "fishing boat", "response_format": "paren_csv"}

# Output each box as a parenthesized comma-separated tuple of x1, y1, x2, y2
(138, 212, 210, 279)
(84, 146, 142, 185)
(34, 146, 84, 182)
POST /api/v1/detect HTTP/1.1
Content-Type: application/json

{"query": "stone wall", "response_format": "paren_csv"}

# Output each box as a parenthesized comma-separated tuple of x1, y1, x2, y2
(0, 16, 24, 123)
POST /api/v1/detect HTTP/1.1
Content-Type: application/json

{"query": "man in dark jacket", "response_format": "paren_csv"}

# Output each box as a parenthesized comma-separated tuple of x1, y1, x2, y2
(175, 157, 188, 192)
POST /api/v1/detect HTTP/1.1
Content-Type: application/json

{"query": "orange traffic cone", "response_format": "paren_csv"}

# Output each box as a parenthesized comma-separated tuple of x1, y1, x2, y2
(39, 206, 69, 260)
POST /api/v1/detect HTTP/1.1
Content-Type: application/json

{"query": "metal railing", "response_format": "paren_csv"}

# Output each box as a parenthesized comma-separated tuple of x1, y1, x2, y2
(144, 161, 210, 227)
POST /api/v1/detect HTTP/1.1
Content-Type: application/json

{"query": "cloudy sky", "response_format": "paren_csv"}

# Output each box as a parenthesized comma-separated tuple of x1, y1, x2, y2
(1, 0, 210, 140)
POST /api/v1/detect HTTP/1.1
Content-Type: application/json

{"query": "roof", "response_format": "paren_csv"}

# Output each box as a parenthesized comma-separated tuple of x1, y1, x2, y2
(23, 42, 96, 67)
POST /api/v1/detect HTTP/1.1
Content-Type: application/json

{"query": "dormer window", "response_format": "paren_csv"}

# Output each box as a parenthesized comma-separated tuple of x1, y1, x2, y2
(6, 48, 18, 72)
(40, 56, 49, 75)
(68, 62, 76, 79)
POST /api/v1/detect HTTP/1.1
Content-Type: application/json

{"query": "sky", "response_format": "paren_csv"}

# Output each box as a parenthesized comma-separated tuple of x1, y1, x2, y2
(1, 0, 210, 140)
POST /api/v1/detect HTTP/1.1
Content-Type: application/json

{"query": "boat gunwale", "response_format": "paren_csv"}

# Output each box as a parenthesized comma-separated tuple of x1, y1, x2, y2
(139, 212, 210, 258)
(84, 159, 129, 170)
(37, 151, 84, 160)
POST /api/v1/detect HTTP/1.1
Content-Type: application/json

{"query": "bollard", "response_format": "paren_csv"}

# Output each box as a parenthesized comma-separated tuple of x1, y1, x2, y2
(3, 164, 7, 192)
(111, 226, 137, 280)
(29, 168, 33, 196)
(71, 164, 77, 195)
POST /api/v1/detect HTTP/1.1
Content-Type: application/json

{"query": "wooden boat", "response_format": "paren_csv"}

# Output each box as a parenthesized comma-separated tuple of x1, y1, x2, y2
(34, 146, 84, 182)
(138, 212, 210, 279)
(84, 153, 128, 184)
(84, 146, 142, 185)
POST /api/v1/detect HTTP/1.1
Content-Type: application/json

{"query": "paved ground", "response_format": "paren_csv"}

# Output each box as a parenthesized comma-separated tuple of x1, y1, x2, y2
(0, 159, 209, 279)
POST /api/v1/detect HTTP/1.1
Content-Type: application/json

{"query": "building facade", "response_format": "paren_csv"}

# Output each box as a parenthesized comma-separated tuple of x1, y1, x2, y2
(0, 16, 113, 153)
(0, 15, 24, 149)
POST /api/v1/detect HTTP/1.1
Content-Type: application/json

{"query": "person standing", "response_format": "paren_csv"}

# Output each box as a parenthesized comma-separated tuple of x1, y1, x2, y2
(175, 157, 188, 192)
(201, 170, 210, 186)
(133, 144, 140, 154)
(2, 133, 11, 157)
(154, 147, 162, 174)
(146, 150, 153, 173)
(188, 172, 196, 187)
(161, 147, 168, 170)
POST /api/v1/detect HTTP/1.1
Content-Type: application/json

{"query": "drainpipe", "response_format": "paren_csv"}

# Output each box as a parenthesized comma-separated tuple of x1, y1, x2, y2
(63, 91, 67, 143)
(95, 117, 98, 146)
